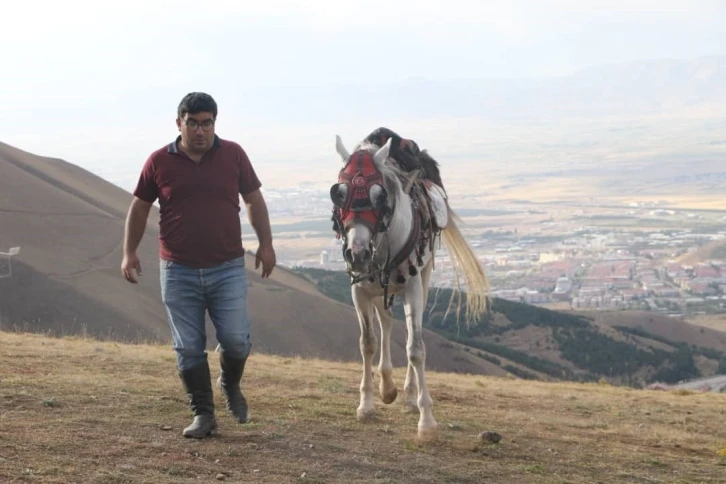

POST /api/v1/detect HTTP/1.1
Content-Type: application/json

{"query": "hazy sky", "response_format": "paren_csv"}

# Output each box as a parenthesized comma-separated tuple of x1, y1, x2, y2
(2, 0, 725, 191)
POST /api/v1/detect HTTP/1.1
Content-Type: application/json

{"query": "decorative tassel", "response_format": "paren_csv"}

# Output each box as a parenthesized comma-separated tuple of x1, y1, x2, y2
(396, 271, 406, 284)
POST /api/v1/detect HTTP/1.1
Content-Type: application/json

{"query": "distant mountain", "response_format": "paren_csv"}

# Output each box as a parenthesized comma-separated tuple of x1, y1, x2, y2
(232, 56, 726, 122)
(530, 56, 726, 117)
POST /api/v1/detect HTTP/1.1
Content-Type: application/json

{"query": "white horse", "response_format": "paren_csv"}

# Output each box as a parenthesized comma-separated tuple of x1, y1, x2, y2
(329, 130, 490, 439)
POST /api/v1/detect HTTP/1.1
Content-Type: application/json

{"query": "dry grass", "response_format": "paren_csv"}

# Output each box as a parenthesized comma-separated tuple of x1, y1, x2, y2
(686, 315, 726, 333)
(590, 311, 726, 352)
(2, 331, 726, 483)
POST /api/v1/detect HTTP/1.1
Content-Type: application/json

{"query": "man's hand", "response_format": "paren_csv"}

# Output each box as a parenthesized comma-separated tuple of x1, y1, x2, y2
(255, 244, 276, 278)
(243, 188, 275, 278)
(121, 252, 143, 283)
(121, 196, 152, 284)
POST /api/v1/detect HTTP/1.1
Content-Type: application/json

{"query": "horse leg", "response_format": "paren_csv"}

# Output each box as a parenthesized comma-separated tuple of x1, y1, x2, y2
(401, 270, 438, 439)
(373, 299, 397, 405)
(403, 363, 418, 413)
(352, 285, 377, 421)
(403, 259, 433, 414)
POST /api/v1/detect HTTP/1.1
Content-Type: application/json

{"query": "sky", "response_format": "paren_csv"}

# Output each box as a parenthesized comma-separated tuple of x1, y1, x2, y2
(1, 0, 725, 191)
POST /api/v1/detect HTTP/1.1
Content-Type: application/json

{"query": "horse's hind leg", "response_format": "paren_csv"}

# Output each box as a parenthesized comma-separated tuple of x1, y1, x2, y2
(403, 363, 418, 413)
(373, 299, 397, 405)
(352, 285, 377, 421)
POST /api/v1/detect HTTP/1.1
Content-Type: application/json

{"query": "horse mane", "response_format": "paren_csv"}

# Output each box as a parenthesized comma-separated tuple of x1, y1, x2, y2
(417, 150, 445, 194)
(361, 127, 446, 193)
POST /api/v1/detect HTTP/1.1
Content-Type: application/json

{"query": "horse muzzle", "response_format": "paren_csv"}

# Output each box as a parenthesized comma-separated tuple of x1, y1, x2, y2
(344, 241, 372, 272)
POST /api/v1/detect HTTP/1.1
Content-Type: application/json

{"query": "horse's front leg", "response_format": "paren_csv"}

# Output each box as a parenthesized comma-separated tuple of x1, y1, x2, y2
(404, 259, 433, 413)
(352, 284, 377, 421)
(400, 274, 438, 439)
(373, 298, 397, 405)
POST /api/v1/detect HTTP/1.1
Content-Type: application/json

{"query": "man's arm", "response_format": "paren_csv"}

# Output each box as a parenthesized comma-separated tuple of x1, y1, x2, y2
(121, 197, 153, 283)
(124, 197, 153, 254)
(242, 188, 272, 248)
(242, 188, 276, 277)
(236, 144, 274, 276)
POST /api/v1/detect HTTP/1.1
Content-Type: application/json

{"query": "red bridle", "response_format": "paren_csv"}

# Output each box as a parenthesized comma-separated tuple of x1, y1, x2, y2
(331, 150, 389, 237)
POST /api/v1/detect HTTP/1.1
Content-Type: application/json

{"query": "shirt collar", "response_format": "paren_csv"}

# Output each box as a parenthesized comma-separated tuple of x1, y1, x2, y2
(168, 134, 221, 153)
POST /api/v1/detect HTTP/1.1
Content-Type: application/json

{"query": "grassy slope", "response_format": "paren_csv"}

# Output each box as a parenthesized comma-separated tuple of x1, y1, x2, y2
(1, 331, 725, 483)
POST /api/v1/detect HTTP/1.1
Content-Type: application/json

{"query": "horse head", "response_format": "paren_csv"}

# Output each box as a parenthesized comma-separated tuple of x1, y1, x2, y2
(330, 135, 395, 275)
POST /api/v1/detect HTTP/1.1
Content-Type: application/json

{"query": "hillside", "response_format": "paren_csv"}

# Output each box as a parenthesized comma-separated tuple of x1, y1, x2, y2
(293, 267, 726, 387)
(677, 238, 726, 266)
(0, 141, 498, 376)
(1, 331, 725, 483)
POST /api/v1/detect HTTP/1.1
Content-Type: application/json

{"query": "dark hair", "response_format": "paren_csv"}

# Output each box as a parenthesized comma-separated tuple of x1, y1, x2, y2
(177, 92, 218, 119)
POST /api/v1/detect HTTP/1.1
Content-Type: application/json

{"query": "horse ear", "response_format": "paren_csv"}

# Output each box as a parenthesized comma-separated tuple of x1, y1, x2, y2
(373, 138, 392, 170)
(335, 135, 350, 163)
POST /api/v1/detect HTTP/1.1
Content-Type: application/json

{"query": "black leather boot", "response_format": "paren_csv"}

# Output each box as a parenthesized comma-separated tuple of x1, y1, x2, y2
(217, 352, 248, 423)
(179, 360, 217, 438)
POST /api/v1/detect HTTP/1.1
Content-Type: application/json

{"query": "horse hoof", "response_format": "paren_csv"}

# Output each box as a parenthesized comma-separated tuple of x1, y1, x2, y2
(416, 425, 440, 443)
(357, 408, 376, 422)
(381, 388, 398, 405)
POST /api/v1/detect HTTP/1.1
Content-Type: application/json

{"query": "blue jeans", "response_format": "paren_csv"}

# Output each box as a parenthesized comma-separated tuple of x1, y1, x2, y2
(159, 256, 252, 371)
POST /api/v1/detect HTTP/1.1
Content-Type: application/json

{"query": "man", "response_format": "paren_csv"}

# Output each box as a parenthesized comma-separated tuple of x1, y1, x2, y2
(121, 92, 276, 439)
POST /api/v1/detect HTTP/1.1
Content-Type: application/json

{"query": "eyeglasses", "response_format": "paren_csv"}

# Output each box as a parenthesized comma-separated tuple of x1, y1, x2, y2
(183, 118, 215, 131)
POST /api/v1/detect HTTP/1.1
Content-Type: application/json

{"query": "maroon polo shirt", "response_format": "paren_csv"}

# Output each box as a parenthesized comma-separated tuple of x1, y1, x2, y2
(133, 134, 261, 268)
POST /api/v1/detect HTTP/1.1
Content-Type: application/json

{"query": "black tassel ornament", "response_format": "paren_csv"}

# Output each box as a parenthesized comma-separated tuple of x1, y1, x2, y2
(396, 271, 406, 284)
(409, 264, 418, 276)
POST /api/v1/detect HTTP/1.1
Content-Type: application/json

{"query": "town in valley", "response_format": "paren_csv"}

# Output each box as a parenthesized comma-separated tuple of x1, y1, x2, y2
(244, 185, 726, 320)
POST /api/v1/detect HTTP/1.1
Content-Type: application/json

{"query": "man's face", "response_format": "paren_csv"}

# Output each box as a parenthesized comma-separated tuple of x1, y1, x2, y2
(176, 112, 215, 153)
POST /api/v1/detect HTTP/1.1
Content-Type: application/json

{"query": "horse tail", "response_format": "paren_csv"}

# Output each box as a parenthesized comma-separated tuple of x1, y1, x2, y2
(439, 205, 491, 329)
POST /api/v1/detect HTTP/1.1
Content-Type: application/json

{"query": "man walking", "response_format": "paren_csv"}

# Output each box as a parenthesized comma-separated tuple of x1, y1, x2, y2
(121, 92, 276, 438)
